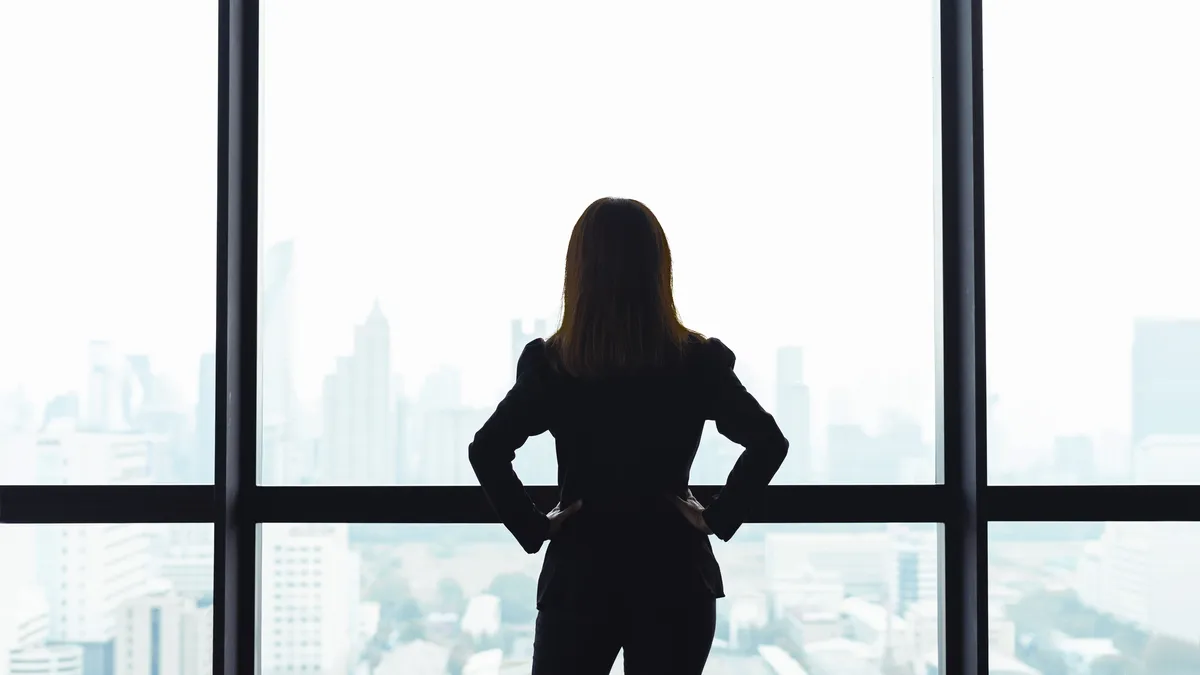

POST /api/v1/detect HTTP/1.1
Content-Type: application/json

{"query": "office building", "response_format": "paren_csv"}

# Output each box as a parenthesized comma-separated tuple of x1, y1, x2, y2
(114, 588, 210, 675)
(260, 524, 361, 675)
(319, 303, 393, 485)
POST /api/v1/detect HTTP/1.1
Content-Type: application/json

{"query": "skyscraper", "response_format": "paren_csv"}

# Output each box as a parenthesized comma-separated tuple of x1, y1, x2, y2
(1132, 319, 1200, 447)
(320, 302, 393, 485)
(411, 366, 469, 484)
(35, 424, 152, 643)
(84, 342, 131, 432)
(260, 524, 360, 675)
(261, 241, 300, 484)
(420, 406, 489, 485)
(775, 347, 812, 483)
(114, 587, 210, 675)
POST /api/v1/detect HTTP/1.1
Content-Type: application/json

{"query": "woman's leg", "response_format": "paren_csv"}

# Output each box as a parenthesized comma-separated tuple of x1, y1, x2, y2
(531, 606, 623, 675)
(622, 595, 717, 675)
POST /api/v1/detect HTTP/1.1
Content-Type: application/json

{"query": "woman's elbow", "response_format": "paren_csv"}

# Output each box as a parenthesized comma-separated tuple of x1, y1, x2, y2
(771, 436, 790, 464)
(467, 440, 488, 471)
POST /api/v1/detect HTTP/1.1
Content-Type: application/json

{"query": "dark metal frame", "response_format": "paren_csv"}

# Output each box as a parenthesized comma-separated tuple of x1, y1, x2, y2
(3, 1, 1199, 674)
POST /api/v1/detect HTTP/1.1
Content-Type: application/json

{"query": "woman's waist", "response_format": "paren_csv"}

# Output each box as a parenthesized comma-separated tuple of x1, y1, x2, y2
(569, 492, 682, 515)
(559, 481, 690, 511)
(552, 508, 708, 549)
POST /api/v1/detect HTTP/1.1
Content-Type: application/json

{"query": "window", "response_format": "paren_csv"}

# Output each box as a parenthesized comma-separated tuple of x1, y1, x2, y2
(0, 0, 217, 485)
(4, 3, 1199, 675)
(990, 522, 1200, 674)
(261, 523, 938, 674)
(257, 0, 940, 488)
(984, 0, 1200, 485)
(0, 524, 214, 675)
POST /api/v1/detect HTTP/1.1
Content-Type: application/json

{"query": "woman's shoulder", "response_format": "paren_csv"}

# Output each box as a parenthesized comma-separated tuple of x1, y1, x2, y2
(685, 333, 736, 370)
(515, 337, 549, 376)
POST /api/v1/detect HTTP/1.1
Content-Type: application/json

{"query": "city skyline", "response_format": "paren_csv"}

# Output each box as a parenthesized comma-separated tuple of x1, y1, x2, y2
(4, 0, 1200, 674)
(5, 305, 1200, 486)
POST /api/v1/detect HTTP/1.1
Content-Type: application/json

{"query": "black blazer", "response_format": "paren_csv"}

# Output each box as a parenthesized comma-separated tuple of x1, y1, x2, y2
(468, 335, 788, 609)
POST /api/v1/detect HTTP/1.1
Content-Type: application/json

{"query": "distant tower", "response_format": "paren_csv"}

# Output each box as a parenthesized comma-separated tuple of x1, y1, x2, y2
(320, 302, 393, 485)
(261, 240, 298, 435)
(85, 341, 130, 431)
(36, 423, 153, 643)
(775, 347, 812, 483)
(261, 241, 300, 484)
(259, 524, 359, 675)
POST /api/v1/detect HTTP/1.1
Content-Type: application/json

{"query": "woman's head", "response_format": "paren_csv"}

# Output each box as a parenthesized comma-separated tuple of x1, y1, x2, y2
(549, 197, 696, 378)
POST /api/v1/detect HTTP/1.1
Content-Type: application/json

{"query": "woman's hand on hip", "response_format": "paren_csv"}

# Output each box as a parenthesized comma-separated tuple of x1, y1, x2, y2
(673, 493, 713, 535)
(546, 499, 583, 539)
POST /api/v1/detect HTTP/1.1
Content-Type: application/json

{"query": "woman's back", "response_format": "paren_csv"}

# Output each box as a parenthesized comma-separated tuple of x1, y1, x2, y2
(467, 197, 788, 675)
(540, 334, 709, 500)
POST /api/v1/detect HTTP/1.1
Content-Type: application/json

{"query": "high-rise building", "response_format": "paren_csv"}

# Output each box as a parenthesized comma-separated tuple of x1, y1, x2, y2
(1075, 520, 1200, 644)
(84, 342, 131, 432)
(775, 347, 812, 483)
(261, 241, 300, 485)
(419, 406, 489, 485)
(1132, 319, 1200, 448)
(260, 525, 360, 675)
(887, 525, 938, 617)
(36, 523, 151, 643)
(114, 587, 210, 675)
(35, 422, 152, 643)
(320, 303, 393, 485)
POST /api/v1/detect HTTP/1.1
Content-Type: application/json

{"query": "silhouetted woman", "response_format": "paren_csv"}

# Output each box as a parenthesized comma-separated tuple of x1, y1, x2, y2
(469, 197, 789, 674)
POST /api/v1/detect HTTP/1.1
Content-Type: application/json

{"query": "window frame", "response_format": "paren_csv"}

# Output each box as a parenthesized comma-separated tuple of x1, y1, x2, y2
(2, 2, 1199, 675)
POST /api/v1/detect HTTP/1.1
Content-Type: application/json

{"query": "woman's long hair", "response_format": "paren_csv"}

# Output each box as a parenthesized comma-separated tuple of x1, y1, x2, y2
(548, 197, 699, 378)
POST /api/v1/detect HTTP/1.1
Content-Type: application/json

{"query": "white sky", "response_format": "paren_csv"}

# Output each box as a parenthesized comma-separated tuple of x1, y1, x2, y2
(1, 0, 1198, 475)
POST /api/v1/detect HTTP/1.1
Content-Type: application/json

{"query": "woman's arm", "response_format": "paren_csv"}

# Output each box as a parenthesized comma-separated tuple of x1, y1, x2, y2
(700, 338, 790, 541)
(468, 339, 553, 553)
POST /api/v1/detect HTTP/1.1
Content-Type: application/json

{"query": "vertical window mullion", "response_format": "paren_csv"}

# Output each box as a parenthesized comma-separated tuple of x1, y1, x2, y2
(937, 0, 987, 674)
(215, 2, 261, 675)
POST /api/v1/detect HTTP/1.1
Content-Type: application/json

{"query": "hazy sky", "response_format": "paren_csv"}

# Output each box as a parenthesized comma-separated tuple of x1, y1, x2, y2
(2, 1, 1198, 474)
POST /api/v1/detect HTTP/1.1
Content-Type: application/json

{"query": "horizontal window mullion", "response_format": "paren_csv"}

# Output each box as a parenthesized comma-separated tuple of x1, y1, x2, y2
(0, 485, 215, 523)
(8, 484, 1198, 524)
(246, 484, 952, 524)
(985, 485, 1200, 521)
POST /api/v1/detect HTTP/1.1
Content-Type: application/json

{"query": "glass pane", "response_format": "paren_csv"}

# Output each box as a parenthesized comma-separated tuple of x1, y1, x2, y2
(258, 0, 940, 486)
(984, 0, 1200, 484)
(0, 523, 214, 675)
(0, 2, 218, 484)
(989, 522, 1200, 675)
(259, 523, 939, 674)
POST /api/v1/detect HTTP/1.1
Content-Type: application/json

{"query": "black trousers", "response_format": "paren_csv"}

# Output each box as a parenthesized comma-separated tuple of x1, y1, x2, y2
(531, 595, 717, 675)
